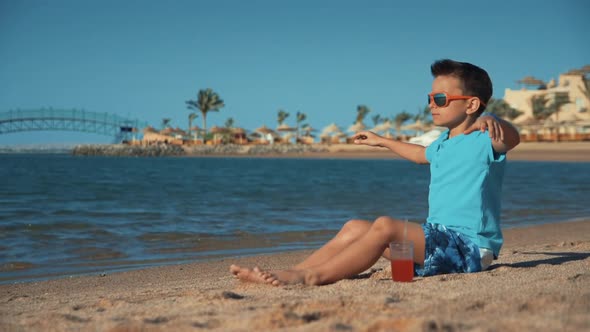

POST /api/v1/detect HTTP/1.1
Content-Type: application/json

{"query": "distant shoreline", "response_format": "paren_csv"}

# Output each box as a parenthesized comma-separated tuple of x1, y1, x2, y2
(73, 141, 590, 162)
(2, 141, 590, 162)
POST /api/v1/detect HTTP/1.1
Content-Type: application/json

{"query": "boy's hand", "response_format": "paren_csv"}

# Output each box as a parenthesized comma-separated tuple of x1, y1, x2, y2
(464, 115, 504, 141)
(353, 131, 382, 146)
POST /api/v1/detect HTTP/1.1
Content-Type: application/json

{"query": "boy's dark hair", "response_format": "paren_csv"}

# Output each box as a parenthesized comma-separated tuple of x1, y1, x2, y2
(431, 59, 492, 114)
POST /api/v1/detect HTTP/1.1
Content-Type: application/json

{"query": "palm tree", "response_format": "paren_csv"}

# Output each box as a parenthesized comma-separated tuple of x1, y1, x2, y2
(295, 111, 306, 143)
(161, 118, 172, 130)
(547, 93, 570, 121)
(485, 98, 522, 120)
(223, 117, 235, 143)
(531, 95, 552, 120)
(578, 76, 590, 112)
(355, 105, 370, 124)
(301, 123, 312, 136)
(371, 114, 382, 127)
(530, 94, 556, 141)
(277, 109, 289, 126)
(413, 106, 433, 125)
(224, 117, 234, 129)
(188, 112, 198, 139)
(548, 93, 571, 142)
(394, 111, 412, 137)
(186, 88, 225, 143)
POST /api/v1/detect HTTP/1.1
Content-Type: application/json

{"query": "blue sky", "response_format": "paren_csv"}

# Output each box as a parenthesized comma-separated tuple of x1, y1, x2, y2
(1, 0, 588, 145)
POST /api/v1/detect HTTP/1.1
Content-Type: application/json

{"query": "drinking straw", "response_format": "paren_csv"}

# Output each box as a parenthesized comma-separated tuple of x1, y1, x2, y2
(403, 219, 408, 242)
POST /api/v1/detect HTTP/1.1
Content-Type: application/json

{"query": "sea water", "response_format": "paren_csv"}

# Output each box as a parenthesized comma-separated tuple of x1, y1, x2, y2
(1, 154, 589, 283)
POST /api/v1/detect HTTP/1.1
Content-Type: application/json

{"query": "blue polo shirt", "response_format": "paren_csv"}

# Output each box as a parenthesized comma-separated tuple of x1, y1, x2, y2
(425, 130, 506, 257)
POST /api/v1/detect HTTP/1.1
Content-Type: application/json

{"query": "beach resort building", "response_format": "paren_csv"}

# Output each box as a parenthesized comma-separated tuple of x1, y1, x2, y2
(503, 66, 590, 140)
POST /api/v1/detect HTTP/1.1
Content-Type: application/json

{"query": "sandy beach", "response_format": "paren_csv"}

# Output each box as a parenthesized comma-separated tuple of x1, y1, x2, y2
(1, 219, 589, 331)
(316, 142, 590, 162)
(180, 141, 590, 162)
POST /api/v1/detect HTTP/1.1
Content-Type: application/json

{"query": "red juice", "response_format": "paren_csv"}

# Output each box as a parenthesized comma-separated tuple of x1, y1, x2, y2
(391, 259, 414, 282)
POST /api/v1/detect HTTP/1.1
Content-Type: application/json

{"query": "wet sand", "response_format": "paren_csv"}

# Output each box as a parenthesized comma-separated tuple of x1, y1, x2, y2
(1, 219, 589, 331)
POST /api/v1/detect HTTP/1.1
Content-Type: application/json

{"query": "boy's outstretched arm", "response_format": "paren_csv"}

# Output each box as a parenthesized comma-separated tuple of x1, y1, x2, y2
(464, 114, 521, 153)
(353, 131, 428, 164)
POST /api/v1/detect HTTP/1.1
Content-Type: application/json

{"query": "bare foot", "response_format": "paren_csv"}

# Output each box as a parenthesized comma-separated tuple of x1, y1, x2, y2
(263, 269, 309, 286)
(230, 265, 274, 284)
(230, 265, 315, 286)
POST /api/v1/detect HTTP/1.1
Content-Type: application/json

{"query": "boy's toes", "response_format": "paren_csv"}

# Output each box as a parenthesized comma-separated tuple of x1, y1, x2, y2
(229, 264, 241, 275)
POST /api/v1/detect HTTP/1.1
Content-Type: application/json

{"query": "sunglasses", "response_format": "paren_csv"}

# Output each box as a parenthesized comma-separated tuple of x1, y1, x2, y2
(427, 92, 485, 108)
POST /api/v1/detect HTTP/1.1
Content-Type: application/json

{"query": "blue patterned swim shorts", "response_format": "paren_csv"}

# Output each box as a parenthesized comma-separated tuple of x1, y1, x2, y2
(415, 223, 482, 277)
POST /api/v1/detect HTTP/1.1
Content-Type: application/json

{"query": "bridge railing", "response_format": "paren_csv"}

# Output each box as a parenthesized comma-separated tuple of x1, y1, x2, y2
(0, 109, 140, 124)
(0, 108, 149, 140)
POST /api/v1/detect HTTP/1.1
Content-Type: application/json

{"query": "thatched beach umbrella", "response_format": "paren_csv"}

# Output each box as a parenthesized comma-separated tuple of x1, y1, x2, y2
(160, 127, 174, 135)
(249, 131, 262, 138)
(277, 124, 296, 143)
(143, 126, 158, 134)
(320, 123, 344, 144)
(208, 126, 227, 143)
(371, 121, 394, 134)
(401, 120, 429, 132)
(321, 123, 342, 136)
(255, 125, 278, 143)
(277, 123, 296, 132)
(231, 127, 247, 144)
(516, 76, 545, 87)
(171, 127, 188, 138)
(255, 125, 274, 135)
(209, 126, 226, 134)
(347, 122, 366, 133)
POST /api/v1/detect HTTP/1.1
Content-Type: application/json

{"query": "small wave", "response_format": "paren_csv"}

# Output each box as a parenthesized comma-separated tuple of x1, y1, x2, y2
(0, 261, 35, 272)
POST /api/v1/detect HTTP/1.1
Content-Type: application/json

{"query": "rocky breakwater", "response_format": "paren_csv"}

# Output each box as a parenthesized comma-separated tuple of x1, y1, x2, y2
(72, 144, 185, 157)
(72, 144, 330, 157)
(181, 144, 330, 156)
(245, 144, 329, 155)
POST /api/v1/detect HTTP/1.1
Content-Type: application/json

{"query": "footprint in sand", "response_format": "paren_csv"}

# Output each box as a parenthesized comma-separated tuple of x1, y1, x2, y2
(221, 291, 245, 300)
(61, 314, 91, 323)
(193, 319, 221, 329)
(143, 316, 169, 324)
(568, 272, 590, 282)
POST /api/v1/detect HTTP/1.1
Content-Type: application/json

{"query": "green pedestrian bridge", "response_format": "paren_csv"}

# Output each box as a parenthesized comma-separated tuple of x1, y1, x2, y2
(0, 108, 148, 142)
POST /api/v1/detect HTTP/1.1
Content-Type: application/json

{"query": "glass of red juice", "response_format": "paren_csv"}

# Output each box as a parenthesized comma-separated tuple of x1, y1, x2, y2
(389, 241, 414, 282)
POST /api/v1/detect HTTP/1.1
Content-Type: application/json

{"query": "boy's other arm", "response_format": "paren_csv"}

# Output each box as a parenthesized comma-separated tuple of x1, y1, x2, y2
(464, 114, 521, 153)
(353, 131, 428, 164)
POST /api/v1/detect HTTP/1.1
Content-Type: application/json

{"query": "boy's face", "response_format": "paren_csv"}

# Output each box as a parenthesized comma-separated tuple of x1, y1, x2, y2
(429, 75, 471, 128)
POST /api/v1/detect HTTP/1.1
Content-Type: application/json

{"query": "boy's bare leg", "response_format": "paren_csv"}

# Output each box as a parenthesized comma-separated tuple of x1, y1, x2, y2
(232, 217, 425, 286)
(230, 219, 371, 284)
(294, 219, 372, 270)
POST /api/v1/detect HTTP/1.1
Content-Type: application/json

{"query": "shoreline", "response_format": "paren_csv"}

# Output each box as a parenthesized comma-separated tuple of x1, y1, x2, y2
(64, 141, 590, 162)
(3, 217, 587, 286)
(2, 219, 589, 331)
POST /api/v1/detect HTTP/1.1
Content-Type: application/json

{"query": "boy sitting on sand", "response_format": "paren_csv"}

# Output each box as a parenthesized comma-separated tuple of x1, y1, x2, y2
(230, 59, 521, 286)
